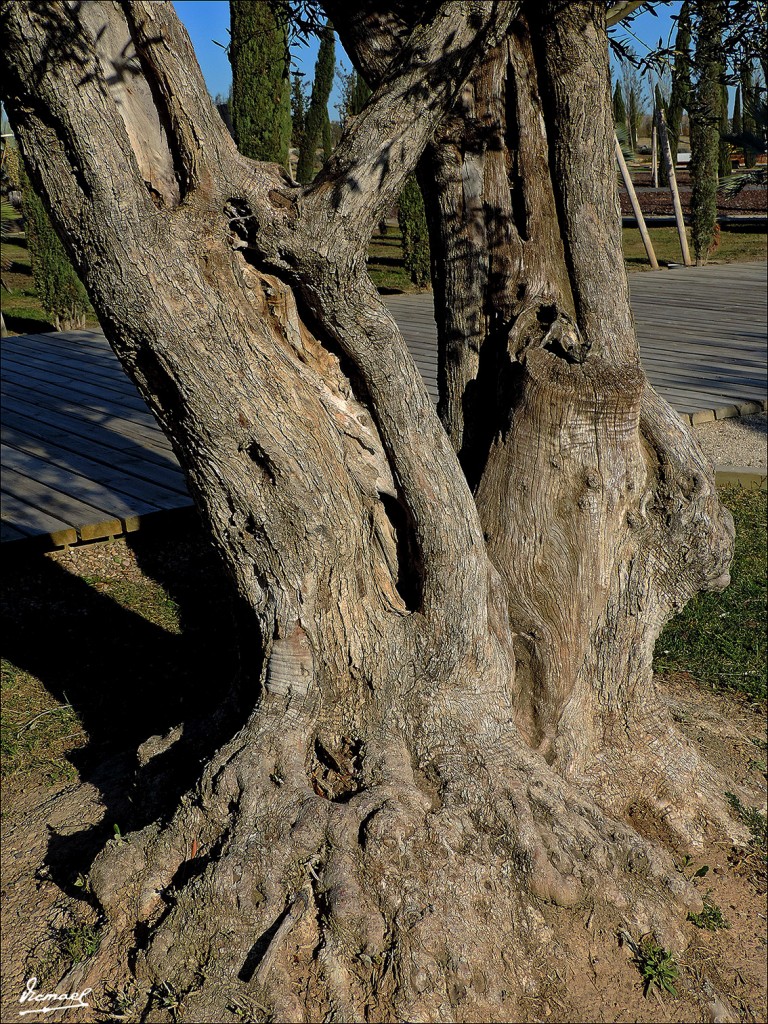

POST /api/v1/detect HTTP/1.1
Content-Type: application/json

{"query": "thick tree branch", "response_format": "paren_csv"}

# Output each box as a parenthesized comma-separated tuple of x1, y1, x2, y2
(1, 0, 155, 236)
(121, 0, 241, 199)
(530, 0, 637, 363)
(322, 0, 416, 82)
(303, 1, 521, 235)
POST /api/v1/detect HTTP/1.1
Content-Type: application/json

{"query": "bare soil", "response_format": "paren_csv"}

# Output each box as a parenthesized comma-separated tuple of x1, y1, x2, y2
(1, 540, 766, 1023)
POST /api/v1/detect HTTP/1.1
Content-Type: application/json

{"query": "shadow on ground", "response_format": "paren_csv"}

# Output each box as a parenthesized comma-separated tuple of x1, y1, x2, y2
(1, 517, 252, 893)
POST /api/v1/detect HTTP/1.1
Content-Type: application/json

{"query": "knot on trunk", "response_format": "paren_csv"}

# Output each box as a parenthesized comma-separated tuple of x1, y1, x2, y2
(507, 302, 591, 364)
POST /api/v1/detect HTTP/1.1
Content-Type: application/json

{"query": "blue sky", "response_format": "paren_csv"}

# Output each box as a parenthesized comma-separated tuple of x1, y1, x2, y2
(173, 1, 350, 115)
(173, 1, 685, 118)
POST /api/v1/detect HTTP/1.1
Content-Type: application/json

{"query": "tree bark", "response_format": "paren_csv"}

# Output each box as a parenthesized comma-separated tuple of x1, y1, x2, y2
(1, 2, 738, 1021)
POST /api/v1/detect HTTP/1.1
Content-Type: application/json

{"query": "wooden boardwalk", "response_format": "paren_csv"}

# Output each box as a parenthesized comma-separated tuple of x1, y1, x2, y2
(2, 261, 766, 547)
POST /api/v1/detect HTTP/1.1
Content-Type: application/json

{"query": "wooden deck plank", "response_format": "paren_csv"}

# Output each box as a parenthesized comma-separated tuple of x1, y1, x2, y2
(1, 428, 188, 499)
(2, 367, 158, 422)
(1, 445, 165, 520)
(3, 338, 134, 381)
(2, 438, 190, 507)
(2, 338, 127, 376)
(1, 403, 177, 472)
(1, 391, 175, 456)
(2, 359, 150, 411)
(1, 424, 188, 494)
(1, 375, 161, 432)
(2, 461, 127, 528)
(1, 492, 78, 545)
(1, 261, 765, 546)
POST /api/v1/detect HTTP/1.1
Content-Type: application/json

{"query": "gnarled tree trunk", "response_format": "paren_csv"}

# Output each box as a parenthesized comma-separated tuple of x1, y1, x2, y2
(2, 1, 735, 1021)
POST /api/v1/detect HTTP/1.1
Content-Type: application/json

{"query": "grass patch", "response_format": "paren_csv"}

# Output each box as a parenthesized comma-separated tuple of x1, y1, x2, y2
(1, 227, 99, 335)
(1, 564, 186, 784)
(368, 223, 765, 287)
(367, 223, 421, 294)
(726, 791, 768, 850)
(81, 575, 181, 632)
(1, 237, 30, 270)
(1, 660, 84, 783)
(0, 530, 237, 787)
(655, 487, 767, 702)
(623, 225, 767, 271)
(58, 922, 101, 963)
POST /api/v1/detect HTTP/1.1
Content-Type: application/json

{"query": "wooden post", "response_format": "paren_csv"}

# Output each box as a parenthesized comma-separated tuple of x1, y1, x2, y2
(656, 108, 692, 267)
(614, 135, 659, 270)
(651, 117, 658, 188)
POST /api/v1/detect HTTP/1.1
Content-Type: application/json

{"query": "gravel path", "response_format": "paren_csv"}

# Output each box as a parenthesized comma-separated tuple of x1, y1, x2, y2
(693, 413, 767, 469)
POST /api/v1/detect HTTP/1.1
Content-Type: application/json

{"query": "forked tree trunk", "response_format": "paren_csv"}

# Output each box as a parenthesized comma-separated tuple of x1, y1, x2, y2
(2, 2, 735, 1021)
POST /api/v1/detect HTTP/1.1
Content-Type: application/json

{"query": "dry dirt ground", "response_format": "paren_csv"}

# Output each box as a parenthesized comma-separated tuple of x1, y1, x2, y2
(1, 540, 766, 1024)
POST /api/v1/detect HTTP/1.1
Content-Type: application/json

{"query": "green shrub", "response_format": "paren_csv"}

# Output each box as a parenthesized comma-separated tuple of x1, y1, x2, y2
(20, 165, 89, 331)
(398, 176, 430, 288)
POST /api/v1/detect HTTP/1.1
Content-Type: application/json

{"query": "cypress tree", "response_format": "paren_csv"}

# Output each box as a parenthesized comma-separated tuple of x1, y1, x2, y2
(690, 0, 725, 264)
(291, 73, 307, 154)
(19, 161, 89, 331)
(323, 112, 333, 162)
(296, 24, 336, 183)
(626, 80, 641, 150)
(612, 81, 627, 133)
(666, 0, 692, 173)
(229, 1, 291, 167)
(398, 176, 430, 288)
(741, 64, 757, 168)
(718, 82, 731, 178)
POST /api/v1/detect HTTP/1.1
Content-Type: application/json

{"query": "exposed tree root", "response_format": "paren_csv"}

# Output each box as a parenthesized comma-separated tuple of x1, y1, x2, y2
(53, 690, 723, 1023)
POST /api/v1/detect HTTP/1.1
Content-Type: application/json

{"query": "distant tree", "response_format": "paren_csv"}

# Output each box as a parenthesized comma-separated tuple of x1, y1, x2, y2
(741, 64, 758, 167)
(690, 0, 725, 264)
(718, 82, 732, 177)
(291, 72, 308, 153)
(612, 80, 627, 134)
(296, 23, 336, 183)
(665, 0, 692, 180)
(214, 90, 234, 138)
(622, 65, 645, 150)
(719, 89, 767, 196)
(350, 73, 371, 118)
(322, 111, 333, 161)
(397, 175, 430, 287)
(19, 161, 89, 331)
(338, 70, 371, 128)
(229, 0, 291, 167)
